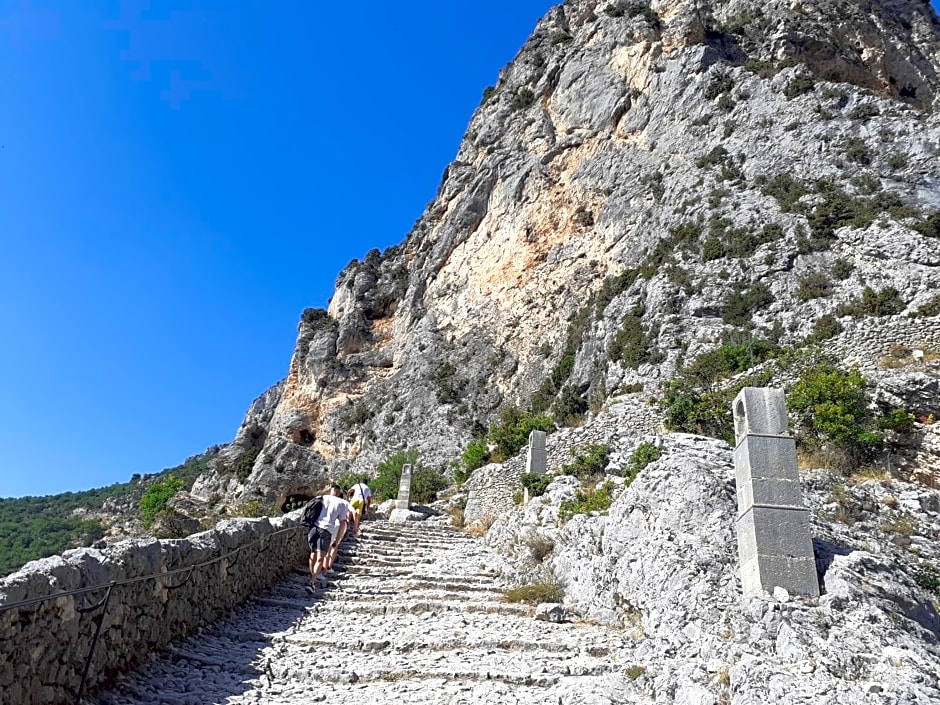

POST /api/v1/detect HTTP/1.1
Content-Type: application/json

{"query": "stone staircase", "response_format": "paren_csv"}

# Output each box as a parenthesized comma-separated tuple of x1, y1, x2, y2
(91, 520, 636, 705)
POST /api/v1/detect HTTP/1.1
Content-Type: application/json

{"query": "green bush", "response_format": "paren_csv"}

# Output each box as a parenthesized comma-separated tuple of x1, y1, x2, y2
(554, 384, 589, 426)
(626, 442, 661, 483)
(831, 258, 855, 280)
(559, 482, 614, 521)
(796, 272, 834, 301)
(300, 307, 334, 329)
(705, 69, 733, 100)
(488, 408, 554, 462)
(844, 137, 871, 165)
(140, 475, 185, 527)
(783, 75, 815, 99)
(722, 283, 774, 326)
(370, 449, 417, 502)
(662, 370, 774, 445)
(702, 236, 723, 262)
(520, 473, 552, 497)
(233, 447, 260, 482)
(804, 314, 843, 344)
(913, 213, 940, 239)
(561, 444, 611, 480)
(608, 309, 662, 369)
(411, 466, 448, 505)
(461, 438, 491, 472)
(914, 566, 940, 597)
(849, 103, 879, 122)
(836, 286, 905, 318)
(681, 338, 779, 388)
(510, 88, 536, 111)
(787, 364, 883, 471)
(911, 294, 940, 318)
(887, 153, 908, 170)
(369, 448, 447, 504)
(745, 59, 778, 78)
(877, 409, 915, 434)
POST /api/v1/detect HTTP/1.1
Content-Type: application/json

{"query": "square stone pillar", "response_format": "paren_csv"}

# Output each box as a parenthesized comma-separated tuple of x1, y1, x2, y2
(732, 388, 819, 598)
(394, 464, 413, 509)
(526, 430, 547, 475)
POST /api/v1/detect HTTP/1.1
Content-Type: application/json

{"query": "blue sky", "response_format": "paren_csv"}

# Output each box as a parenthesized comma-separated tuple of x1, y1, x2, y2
(2, 2, 939, 499)
(0, 0, 557, 497)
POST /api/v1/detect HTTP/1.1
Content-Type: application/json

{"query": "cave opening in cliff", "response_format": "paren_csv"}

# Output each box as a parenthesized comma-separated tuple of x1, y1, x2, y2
(281, 494, 313, 513)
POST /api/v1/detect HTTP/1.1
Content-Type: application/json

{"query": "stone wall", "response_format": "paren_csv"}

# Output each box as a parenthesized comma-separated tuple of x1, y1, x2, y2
(0, 514, 308, 705)
(463, 395, 661, 527)
(831, 316, 940, 372)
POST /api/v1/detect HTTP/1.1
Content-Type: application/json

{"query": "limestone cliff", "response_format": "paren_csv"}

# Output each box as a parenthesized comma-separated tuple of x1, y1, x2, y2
(197, 0, 940, 507)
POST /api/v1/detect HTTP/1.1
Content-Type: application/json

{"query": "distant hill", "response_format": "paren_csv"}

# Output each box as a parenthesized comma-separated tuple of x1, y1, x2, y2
(0, 452, 214, 577)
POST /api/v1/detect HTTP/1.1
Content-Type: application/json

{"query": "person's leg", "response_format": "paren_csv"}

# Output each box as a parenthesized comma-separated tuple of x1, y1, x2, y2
(310, 528, 331, 584)
(351, 502, 362, 536)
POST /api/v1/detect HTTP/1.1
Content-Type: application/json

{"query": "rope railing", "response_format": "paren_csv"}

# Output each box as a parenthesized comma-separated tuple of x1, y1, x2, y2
(0, 522, 305, 705)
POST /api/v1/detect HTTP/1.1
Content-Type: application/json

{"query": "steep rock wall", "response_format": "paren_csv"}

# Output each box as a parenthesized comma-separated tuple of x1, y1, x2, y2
(205, 0, 940, 506)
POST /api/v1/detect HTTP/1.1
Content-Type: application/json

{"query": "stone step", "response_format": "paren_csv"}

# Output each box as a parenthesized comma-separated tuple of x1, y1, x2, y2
(273, 660, 620, 686)
(90, 521, 638, 705)
(309, 598, 531, 617)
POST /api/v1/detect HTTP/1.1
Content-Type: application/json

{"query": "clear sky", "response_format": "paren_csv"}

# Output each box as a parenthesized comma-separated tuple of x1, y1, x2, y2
(0, 0, 557, 498)
(2, 2, 939, 499)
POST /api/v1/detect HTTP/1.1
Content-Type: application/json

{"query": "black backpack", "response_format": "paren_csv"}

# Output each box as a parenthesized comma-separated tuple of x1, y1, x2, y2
(301, 496, 325, 528)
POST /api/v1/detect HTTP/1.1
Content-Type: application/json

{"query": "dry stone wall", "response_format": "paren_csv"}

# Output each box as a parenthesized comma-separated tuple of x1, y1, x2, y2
(464, 395, 661, 527)
(0, 514, 308, 705)
(830, 316, 940, 372)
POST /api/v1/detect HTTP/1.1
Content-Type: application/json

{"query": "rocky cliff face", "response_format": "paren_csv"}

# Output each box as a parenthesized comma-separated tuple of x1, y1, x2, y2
(199, 0, 940, 507)
(484, 422, 940, 702)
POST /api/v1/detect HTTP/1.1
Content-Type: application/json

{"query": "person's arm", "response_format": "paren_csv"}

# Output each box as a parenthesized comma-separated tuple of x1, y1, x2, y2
(334, 518, 348, 546)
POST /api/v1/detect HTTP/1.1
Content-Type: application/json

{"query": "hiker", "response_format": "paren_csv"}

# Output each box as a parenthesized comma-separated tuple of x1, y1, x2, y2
(307, 484, 350, 593)
(324, 484, 354, 573)
(346, 480, 372, 536)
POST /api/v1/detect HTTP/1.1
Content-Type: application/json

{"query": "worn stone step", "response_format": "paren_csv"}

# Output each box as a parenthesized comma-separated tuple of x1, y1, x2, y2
(279, 634, 615, 656)
(89, 521, 637, 705)
(310, 599, 531, 617)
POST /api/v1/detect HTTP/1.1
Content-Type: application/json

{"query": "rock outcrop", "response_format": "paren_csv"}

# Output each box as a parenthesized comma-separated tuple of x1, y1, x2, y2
(485, 426, 940, 702)
(191, 1, 939, 515)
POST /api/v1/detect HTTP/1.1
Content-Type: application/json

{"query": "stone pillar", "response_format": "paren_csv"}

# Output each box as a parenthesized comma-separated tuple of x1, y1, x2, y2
(526, 430, 547, 475)
(732, 387, 819, 598)
(394, 464, 413, 509)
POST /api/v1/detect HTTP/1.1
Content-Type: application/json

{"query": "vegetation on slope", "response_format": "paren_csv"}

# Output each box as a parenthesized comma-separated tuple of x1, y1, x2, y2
(0, 452, 214, 577)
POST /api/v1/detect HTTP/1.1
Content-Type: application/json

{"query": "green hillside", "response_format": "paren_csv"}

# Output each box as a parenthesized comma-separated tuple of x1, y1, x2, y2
(0, 452, 213, 577)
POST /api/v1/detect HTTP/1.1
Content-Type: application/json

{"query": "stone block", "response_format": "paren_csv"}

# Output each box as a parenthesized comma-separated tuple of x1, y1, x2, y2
(732, 387, 789, 444)
(396, 464, 413, 508)
(737, 506, 819, 597)
(740, 553, 820, 598)
(737, 506, 814, 560)
(734, 436, 805, 513)
(526, 430, 547, 475)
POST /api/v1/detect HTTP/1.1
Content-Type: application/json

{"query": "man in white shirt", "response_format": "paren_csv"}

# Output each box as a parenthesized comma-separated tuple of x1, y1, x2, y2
(346, 481, 372, 537)
(307, 484, 350, 593)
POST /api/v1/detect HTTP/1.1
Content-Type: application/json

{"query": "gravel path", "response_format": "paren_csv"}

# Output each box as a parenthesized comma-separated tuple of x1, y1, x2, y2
(90, 520, 637, 704)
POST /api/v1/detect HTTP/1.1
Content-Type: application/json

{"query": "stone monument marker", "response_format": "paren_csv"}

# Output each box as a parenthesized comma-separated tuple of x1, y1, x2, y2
(526, 430, 547, 475)
(395, 463, 413, 509)
(732, 387, 820, 598)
